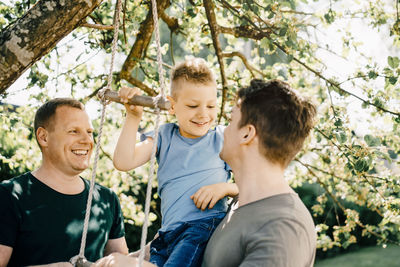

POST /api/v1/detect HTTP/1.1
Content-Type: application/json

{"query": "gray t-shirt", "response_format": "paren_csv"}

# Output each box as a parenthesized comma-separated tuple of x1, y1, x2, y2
(202, 193, 316, 267)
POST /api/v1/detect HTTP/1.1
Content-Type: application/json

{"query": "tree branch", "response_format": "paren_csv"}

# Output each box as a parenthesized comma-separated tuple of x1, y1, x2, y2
(216, 0, 400, 116)
(295, 158, 386, 217)
(296, 158, 399, 246)
(222, 51, 264, 78)
(0, 0, 104, 93)
(160, 10, 179, 32)
(123, 75, 157, 96)
(80, 23, 114, 30)
(119, 0, 171, 95)
(203, 0, 228, 123)
(219, 25, 267, 40)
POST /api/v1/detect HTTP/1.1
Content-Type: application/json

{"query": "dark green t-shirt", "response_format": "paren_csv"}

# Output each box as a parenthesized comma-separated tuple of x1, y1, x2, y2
(0, 172, 125, 266)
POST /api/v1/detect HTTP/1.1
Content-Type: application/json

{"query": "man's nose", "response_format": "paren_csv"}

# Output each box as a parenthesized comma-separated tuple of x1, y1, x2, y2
(80, 132, 93, 144)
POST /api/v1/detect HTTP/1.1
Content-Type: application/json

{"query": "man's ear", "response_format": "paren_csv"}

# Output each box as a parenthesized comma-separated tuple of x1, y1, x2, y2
(166, 96, 176, 115)
(240, 124, 256, 145)
(36, 127, 48, 148)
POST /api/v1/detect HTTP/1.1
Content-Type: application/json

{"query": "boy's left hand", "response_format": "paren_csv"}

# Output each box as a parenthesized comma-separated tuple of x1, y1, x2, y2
(191, 183, 236, 211)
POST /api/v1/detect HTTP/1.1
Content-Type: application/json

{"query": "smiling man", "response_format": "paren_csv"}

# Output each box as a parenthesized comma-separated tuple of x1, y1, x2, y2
(0, 98, 128, 267)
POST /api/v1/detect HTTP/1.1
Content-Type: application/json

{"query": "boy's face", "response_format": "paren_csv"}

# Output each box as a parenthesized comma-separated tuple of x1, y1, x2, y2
(169, 80, 217, 138)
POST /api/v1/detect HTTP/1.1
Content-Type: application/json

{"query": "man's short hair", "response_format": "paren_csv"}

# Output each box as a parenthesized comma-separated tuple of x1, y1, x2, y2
(238, 79, 316, 167)
(170, 57, 216, 99)
(34, 98, 84, 143)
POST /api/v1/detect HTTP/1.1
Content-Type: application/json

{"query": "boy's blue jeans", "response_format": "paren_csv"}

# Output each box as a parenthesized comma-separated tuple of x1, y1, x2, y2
(149, 215, 224, 267)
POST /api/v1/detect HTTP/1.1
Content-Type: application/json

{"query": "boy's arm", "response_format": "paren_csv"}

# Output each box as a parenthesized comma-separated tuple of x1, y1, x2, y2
(113, 87, 154, 171)
(191, 183, 239, 211)
(113, 114, 154, 171)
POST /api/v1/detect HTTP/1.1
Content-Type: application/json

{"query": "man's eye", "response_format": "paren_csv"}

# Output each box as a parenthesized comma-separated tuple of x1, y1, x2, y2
(208, 106, 215, 109)
(187, 105, 197, 108)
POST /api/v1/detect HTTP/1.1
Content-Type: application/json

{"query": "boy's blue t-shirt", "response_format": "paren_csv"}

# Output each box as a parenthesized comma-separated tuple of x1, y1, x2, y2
(142, 123, 230, 232)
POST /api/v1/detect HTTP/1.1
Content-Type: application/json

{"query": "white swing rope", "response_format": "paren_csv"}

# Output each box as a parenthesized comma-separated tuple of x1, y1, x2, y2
(70, 0, 166, 265)
(138, 0, 167, 265)
(70, 0, 123, 265)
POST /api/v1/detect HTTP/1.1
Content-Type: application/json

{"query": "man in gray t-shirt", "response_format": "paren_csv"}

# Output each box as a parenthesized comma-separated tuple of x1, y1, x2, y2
(92, 79, 317, 267)
(202, 79, 317, 267)
(202, 193, 316, 267)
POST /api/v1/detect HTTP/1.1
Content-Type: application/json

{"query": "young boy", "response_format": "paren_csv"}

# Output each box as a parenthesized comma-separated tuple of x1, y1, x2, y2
(113, 57, 238, 267)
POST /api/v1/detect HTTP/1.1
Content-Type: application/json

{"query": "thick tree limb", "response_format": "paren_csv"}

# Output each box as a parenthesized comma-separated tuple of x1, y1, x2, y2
(124, 75, 157, 96)
(119, 0, 171, 95)
(0, 0, 104, 94)
(203, 0, 228, 123)
(160, 10, 179, 32)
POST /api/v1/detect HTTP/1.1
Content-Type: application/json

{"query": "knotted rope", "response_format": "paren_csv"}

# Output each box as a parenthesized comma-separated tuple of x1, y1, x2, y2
(70, 0, 167, 266)
(70, 0, 123, 265)
(138, 0, 167, 266)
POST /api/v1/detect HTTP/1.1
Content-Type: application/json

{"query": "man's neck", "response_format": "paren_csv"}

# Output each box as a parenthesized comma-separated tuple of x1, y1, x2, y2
(32, 163, 84, 195)
(233, 156, 293, 207)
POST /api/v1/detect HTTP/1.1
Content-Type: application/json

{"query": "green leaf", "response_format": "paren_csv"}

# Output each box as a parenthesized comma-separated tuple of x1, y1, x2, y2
(364, 134, 381, 146)
(324, 9, 336, 24)
(279, 26, 288, 36)
(368, 71, 378, 79)
(388, 150, 398, 159)
(388, 76, 397, 85)
(387, 56, 399, 68)
(260, 37, 271, 49)
(334, 119, 342, 127)
(335, 132, 347, 144)
(354, 159, 368, 172)
(268, 12, 275, 19)
(373, 98, 384, 108)
(187, 8, 197, 18)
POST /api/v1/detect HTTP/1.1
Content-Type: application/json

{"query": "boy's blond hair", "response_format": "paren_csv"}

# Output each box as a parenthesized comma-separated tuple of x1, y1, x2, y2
(170, 57, 216, 99)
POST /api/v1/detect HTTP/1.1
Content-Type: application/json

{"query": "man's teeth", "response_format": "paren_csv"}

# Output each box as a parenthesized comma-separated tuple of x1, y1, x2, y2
(72, 150, 88, 155)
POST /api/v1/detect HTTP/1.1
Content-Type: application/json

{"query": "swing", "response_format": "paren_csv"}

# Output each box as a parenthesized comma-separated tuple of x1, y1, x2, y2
(69, 0, 169, 265)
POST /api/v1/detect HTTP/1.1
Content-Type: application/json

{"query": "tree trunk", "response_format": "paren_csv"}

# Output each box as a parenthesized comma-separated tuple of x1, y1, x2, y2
(0, 0, 104, 94)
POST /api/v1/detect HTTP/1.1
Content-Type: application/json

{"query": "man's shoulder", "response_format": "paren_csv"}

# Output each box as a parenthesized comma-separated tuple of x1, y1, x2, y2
(256, 194, 315, 239)
(237, 194, 314, 226)
(0, 172, 32, 192)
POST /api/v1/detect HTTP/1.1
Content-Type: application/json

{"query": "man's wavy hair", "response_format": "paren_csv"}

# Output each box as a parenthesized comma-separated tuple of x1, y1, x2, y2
(238, 79, 316, 167)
